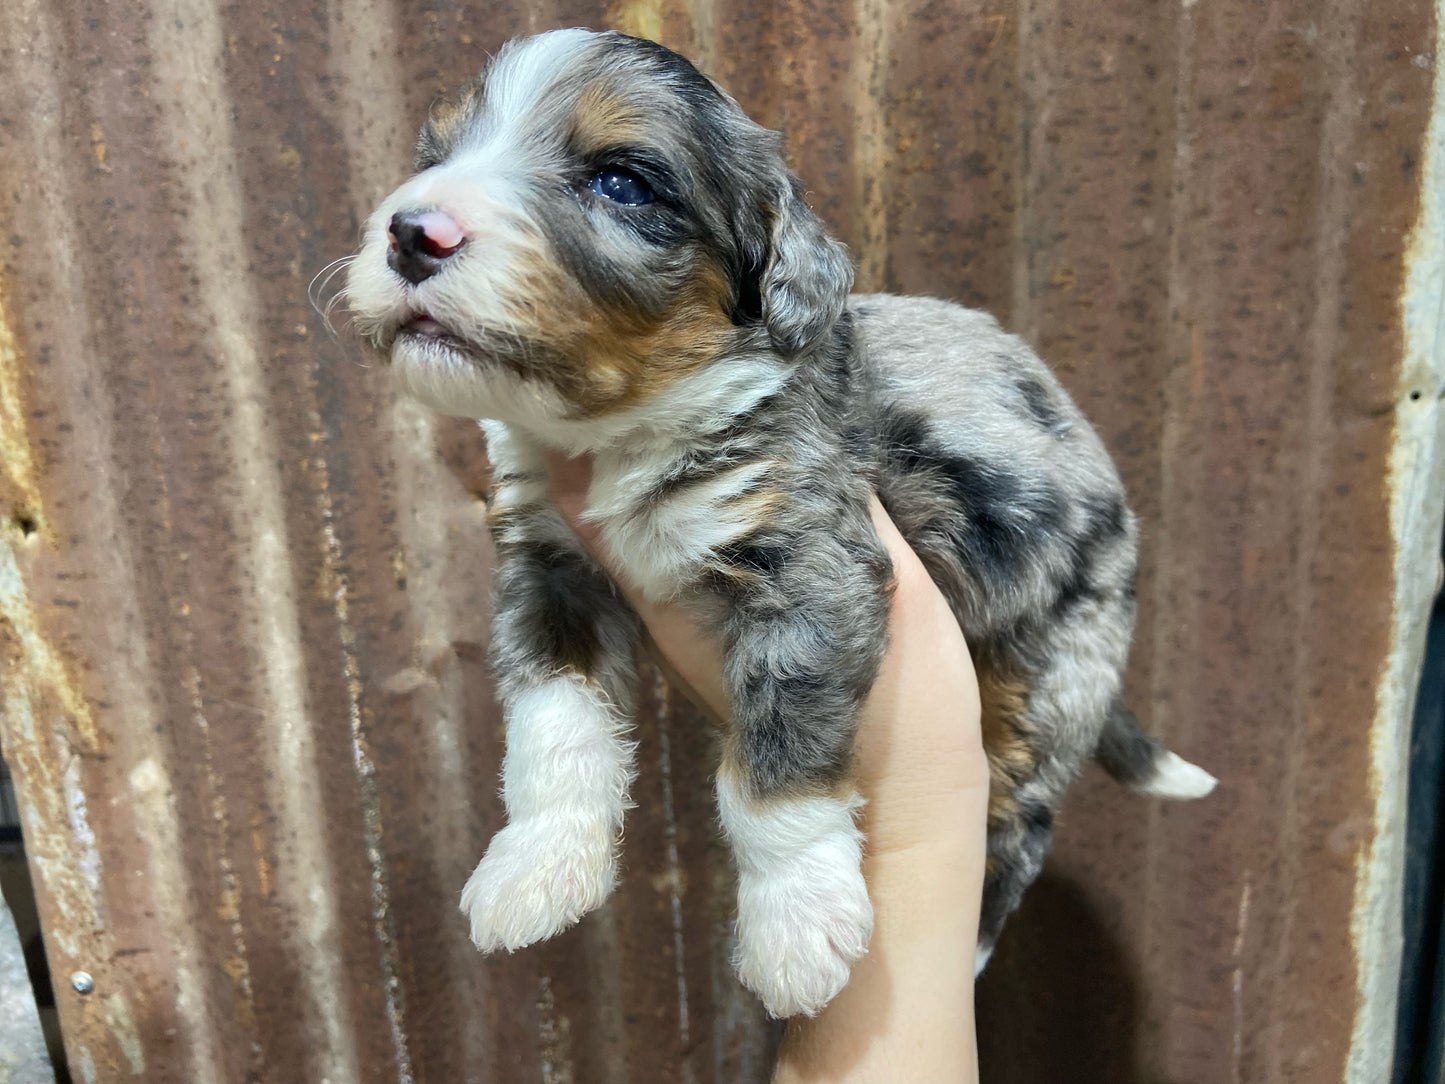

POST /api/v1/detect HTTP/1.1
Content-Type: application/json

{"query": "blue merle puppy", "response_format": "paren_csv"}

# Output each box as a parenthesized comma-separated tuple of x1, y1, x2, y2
(344, 28, 1217, 1018)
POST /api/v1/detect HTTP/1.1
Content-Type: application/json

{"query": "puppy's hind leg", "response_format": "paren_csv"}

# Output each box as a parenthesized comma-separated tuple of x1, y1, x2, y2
(974, 666, 1218, 973)
(973, 652, 1057, 974)
(461, 454, 641, 953)
(972, 594, 1135, 972)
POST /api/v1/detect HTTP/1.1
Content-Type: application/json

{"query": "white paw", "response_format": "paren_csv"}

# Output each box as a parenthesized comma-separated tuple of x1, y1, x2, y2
(460, 819, 617, 952)
(732, 858, 874, 1018)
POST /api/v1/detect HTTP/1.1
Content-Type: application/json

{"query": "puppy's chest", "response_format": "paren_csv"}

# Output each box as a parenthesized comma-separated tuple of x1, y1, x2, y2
(587, 453, 786, 602)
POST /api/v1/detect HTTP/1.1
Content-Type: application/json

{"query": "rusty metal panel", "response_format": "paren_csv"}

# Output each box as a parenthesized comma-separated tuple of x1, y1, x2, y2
(0, 2, 1439, 1083)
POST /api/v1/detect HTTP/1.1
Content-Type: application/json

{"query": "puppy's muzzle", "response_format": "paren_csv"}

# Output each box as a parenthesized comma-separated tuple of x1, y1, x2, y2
(386, 209, 467, 285)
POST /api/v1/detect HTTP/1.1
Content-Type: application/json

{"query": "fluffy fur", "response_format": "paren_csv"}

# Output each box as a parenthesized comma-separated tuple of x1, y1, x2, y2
(344, 29, 1217, 1018)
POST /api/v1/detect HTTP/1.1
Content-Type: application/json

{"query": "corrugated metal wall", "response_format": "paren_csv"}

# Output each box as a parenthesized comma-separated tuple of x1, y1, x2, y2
(0, 1, 1440, 1082)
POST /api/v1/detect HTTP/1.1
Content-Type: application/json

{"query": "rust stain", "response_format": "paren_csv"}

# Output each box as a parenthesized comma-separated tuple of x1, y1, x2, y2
(88, 121, 108, 170)
(0, 285, 45, 539)
(983, 12, 1007, 48)
(851, 0, 890, 291)
(1230, 877, 1253, 1084)
(0, 295, 97, 757)
(536, 975, 576, 1084)
(0, 617, 120, 1083)
(606, 0, 665, 45)
(249, 826, 272, 901)
(102, 995, 145, 1077)
(126, 755, 223, 1080)
(182, 655, 258, 1039)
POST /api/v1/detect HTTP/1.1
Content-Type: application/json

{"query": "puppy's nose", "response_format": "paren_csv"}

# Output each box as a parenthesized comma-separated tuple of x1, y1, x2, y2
(386, 209, 466, 284)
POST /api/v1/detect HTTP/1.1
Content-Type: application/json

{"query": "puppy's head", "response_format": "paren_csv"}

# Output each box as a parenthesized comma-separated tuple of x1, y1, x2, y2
(345, 30, 851, 431)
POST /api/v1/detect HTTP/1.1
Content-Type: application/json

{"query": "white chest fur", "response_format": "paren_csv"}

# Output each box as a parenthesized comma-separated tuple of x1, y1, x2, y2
(587, 451, 774, 602)
(480, 351, 789, 604)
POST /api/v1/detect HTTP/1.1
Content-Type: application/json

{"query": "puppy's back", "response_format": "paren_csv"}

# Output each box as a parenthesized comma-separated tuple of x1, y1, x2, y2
(852, 294, 1119, 494)
(851, 293, 1135, 642)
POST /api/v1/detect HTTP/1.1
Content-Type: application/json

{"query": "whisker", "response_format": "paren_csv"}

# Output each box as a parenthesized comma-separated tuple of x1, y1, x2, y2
(308, 255, 357, 339)
(322, 283, 352, 335)
(308, 255, 354, 306)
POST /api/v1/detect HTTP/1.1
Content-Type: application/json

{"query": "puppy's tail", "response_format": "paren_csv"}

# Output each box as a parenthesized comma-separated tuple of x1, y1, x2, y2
(1095, 703, 1218, 800)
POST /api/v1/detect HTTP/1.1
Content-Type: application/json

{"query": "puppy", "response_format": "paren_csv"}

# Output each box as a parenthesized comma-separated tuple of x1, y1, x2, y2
(345, 28, 1217, 1018)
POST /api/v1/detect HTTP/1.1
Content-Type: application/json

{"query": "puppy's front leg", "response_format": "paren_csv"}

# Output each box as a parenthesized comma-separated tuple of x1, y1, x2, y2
(462, 449, 640, 952)
(713, 525, 891, 1017)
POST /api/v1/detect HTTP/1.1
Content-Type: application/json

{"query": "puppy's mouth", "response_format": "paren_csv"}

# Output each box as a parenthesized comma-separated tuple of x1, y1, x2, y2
(385, 309, 542, 382)
(396, 314, 467, 349)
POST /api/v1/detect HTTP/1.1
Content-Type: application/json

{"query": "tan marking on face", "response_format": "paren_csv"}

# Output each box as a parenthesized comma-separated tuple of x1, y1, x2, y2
(975, 652, 1040, 826)
(488, 252, 742, 417)
(568, 81, 651, 152)
(570, 265, 742, 415)
(412, 81, 742, 419)
(425, 80, 483, 149)
(558, 81, 741, 406)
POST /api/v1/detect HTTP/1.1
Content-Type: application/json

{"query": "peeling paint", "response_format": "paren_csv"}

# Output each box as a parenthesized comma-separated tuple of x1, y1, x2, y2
(4, 694, 98, 960)
(0, 566, 99, 752)
(312, 429, 414, 1084)
(536, 975, 575, 1084)
(0, 542, 104, 962)
(0, 381, 97, 751)
(102, 993, 145, 1076)
(63, 757, 101, 901)
(1349, 4, 1445, 1080)
(653, 671, 692, 1054)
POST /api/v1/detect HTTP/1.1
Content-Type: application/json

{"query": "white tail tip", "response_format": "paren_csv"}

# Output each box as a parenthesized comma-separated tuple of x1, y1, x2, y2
(1136, 751, 1218, 800)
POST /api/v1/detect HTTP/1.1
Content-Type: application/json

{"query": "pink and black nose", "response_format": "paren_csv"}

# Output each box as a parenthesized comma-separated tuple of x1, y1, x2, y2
(386, 210, 466, 284)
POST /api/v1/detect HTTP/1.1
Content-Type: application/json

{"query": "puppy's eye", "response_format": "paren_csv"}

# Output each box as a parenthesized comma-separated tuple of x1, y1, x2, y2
(588, 169, 654, 206)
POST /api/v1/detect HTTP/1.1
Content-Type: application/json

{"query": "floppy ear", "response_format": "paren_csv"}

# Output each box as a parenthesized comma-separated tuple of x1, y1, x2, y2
(757, 178, 853, 358)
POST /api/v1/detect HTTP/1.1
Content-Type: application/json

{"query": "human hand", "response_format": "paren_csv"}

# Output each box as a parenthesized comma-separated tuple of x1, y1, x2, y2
(544, 450, 987, 1083)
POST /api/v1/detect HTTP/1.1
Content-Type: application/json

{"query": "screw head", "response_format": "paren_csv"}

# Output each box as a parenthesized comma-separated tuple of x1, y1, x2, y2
(70, 971, 94, 995)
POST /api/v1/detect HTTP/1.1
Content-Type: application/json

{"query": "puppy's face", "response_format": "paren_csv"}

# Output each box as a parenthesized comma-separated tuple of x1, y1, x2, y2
(346, 29, 851, 429)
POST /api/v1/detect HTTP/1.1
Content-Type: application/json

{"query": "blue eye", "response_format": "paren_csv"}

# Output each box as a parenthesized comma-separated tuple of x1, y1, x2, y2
(588, 169, 654, 206)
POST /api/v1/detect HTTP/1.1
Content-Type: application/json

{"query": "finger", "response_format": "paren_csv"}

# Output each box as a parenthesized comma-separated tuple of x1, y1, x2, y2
(639, 626, 729, 726)
(541, 448, 601, 550)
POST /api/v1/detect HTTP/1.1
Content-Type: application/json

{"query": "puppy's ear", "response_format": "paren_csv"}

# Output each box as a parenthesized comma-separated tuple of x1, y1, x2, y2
(756, 179, 853, 358)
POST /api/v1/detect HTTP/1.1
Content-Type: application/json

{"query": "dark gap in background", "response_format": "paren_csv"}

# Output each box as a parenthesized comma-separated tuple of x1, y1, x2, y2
(1395, 526, 1445, 1084)
(0, 755, 72, 1084)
